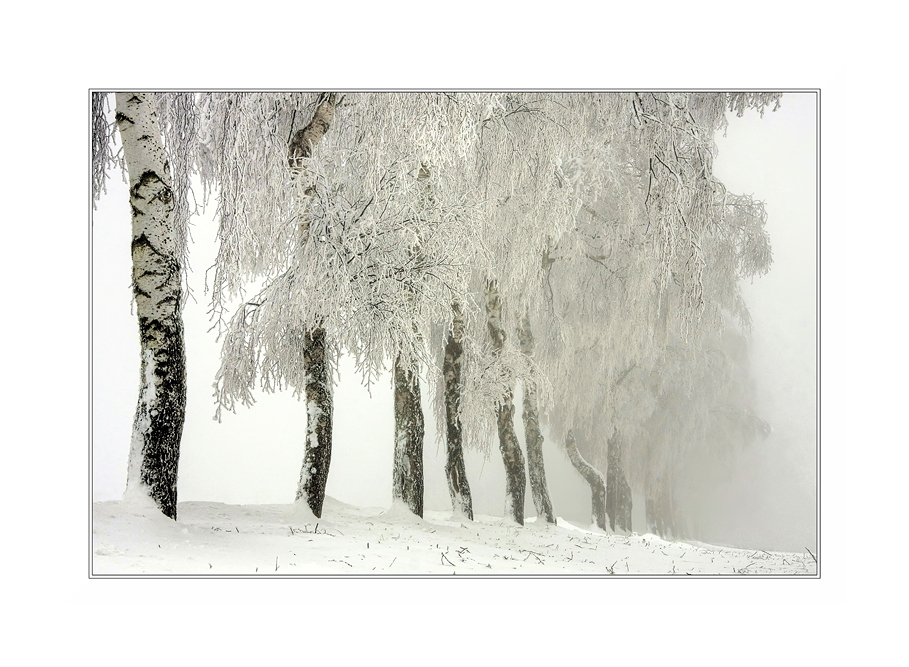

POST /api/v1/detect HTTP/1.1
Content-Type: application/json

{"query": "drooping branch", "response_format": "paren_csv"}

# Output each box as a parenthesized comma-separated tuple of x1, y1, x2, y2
(92, 92, 117, 207)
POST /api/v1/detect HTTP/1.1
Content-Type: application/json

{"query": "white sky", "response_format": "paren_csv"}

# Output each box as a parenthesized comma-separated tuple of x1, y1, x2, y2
(91, 92, 818, 551)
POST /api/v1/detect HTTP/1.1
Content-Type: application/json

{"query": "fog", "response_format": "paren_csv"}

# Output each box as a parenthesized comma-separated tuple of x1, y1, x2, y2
(91, 92, 817, 552)
(706, 92, 817, 551)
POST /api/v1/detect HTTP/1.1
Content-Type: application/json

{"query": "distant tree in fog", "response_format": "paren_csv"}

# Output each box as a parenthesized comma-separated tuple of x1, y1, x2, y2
(517, 93, 777, 533)
(626, 325, 772, 539)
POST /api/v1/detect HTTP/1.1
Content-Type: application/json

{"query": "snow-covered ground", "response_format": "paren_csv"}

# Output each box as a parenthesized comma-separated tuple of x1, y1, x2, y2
(92, 497, 816, 576)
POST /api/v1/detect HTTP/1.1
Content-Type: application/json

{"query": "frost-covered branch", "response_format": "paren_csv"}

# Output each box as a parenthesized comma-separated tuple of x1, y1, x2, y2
(92, 92, 122, 208)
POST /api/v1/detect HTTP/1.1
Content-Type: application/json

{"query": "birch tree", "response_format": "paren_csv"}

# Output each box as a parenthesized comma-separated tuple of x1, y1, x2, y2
(517, 316, 554, 523)
(605, 430, 633, 532)
(108, 93, 187, 519)
(441, 302, 473, 519)
(484, 280, 528, 523)
(204, 93, 341, 517)
(565, 430, 608, 530)
(287, 94, 337, 518)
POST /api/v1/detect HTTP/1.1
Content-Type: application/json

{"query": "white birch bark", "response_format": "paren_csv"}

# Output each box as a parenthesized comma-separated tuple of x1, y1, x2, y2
(116, 93, 186, 519)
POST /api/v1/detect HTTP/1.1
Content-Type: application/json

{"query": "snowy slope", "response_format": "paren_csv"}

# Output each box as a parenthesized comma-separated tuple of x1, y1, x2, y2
(91, 497, 816, 576)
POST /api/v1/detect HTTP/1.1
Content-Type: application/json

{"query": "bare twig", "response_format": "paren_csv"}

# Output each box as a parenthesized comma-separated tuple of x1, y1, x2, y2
(520, 550, 545, 565)
(805, 547, 817, 564)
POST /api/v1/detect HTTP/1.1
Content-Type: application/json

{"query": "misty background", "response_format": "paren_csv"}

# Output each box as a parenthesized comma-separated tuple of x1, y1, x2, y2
(91, 92, 817, 552)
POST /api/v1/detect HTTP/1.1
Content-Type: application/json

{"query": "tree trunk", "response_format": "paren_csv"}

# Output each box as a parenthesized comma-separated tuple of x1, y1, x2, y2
(443, 302, 473, 520)
(645, 476, 674, 539)
(288, 93, 337, 168)
(116, 92, 187, 520)
(606, 431, 633, 533)
(389, 162, 432, 518)
(565, 430, 608, 531)
(290, 95, 338, 518)
(645, 490, 660, 536)
(486, 282, 526, 525)
(666, 478, 683, 539)
(517, 317, 555, 524)
(645, 485, 660, 537)
(393, 355, 424, 517)
(295, 327, 333, 517)
(496, 390, 526, 525)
